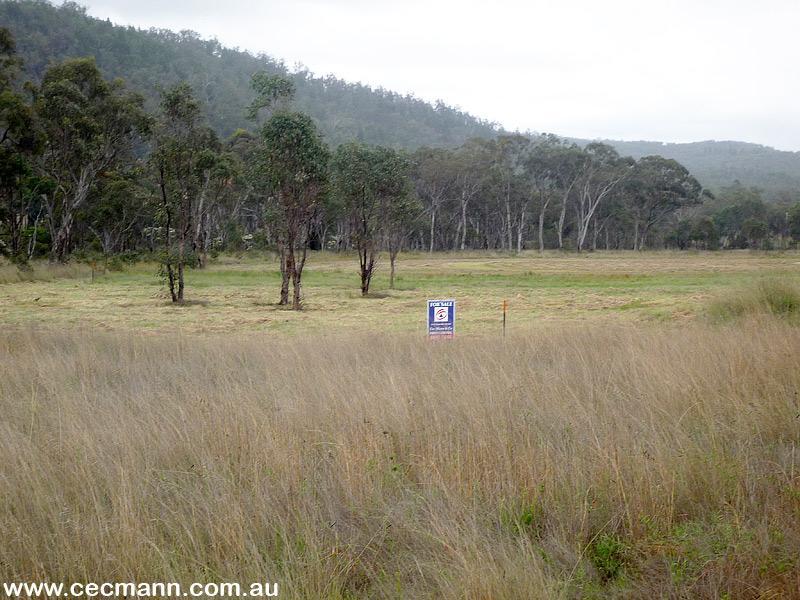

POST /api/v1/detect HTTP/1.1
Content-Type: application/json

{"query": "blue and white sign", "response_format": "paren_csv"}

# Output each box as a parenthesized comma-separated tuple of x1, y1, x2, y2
(427, 299, 455, 337)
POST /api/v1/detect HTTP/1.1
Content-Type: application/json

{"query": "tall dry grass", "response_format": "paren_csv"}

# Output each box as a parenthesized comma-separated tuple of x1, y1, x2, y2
(709, 277, 800, 323)
(0, 260, 91, 284)
(1, 321, 799, 598)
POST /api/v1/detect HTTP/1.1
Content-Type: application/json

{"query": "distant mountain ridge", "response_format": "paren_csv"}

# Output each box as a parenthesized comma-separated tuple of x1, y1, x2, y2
(580, 139, 800, 199)
(2, 0, 798, 199)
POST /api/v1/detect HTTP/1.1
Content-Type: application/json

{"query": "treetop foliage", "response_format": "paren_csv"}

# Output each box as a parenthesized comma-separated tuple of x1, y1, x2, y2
(260, 111, 329, 193)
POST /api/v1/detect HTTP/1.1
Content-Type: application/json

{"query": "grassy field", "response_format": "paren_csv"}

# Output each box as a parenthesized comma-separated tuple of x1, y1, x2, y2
(1, 250, 799, 334)
(2, 320, 800, 598)
(1, 251, 799, 598)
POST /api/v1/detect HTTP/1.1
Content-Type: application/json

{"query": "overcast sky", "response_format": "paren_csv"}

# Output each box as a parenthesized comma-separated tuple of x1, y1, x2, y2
(62, 0, 800, 151)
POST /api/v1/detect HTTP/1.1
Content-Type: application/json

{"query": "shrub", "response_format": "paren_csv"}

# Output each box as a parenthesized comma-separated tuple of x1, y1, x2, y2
(589, 533, 629, 582)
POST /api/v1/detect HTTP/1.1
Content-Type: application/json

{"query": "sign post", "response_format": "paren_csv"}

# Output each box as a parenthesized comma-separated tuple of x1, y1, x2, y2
(427, 299, 455, 338)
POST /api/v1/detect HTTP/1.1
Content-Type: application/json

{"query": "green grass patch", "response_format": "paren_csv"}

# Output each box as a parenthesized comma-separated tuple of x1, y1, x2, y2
(2, 251, 799, 334)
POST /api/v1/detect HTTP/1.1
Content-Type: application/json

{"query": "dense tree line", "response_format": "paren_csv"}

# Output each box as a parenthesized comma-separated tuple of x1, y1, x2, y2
(3, 28, 800, 308)
(405, 139, 799, 253)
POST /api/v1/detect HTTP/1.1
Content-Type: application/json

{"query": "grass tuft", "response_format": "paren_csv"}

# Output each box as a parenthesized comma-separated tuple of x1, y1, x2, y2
(709, 278, 800, 322)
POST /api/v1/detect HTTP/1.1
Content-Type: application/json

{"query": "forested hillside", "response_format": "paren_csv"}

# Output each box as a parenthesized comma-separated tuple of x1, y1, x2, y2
(587, 139, 800, 201)
(4, 0, 800, 201)
(0, 0, 499, 148)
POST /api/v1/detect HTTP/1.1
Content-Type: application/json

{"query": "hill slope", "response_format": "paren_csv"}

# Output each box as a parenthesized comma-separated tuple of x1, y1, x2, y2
(594, 139, 800, 199)
(2, 0, 799, 198)
(0, 0, 498, 148)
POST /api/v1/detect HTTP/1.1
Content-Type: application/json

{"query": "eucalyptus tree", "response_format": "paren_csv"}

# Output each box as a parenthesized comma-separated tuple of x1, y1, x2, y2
(191, 149, 237, 267)
(385, 188, 421, 289)
(220, 129, 263, 248)
(624, 156, 703, 250)
(574, 143, 632, 252)
(524, 135, 567, 253)
(373, 149, 419, 289)
(33, 58, 150, 262)
(589, 184, 630, 250)
(332, 142, 412, 296)
(247, 71, 296, 122)
(247, 71, 311, 299)
(690, 217, 719, 250)
(0, 27, 42, 262)
(84, 168, 150, 256)
(332, 142, 379, 295)
(411, 147, 455, 253)
(741, 217, 768, 249)
(451, 139, 492, 251)
(260, 111, 328, 309)
(548, 141, 586, 250)
(151, 83, 218, 303)
(494, 135, 527, 251)
(371, 148, 416, 292)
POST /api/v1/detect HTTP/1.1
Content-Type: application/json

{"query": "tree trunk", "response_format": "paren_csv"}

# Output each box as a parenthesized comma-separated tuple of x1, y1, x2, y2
(576, 220, 587, 252)
(194, 209, 206, 267)
(516, 208, 526, 254)
(285, 245, 303, 311)
(161, 180, 179, 303)
(51, 216, 74, 262)
(557, 192, 568, 249)
(538, 210, 546, 254)
(359, 245, 375, 296)
(320, 224, 329, 251)
(537, 193, 550, 254)
(291, 259, 302, 310)
(361, 251, 369, 296)
(175, 216, 186, 304)
(177, 259, 185, 303)
(282, 220, 308, 311)
(505, 181, 512, 251)
(26, 208, 42, 261)
(166, 263, 178, 303)
(429, 209, 436, 253)
(361, 268, 370, 295)
(7, 202, 23, 257)
(279, 247, 290, 305)
(389, 250, 397, 289)
(460, 195, 468, 251)
(49, 171, 93, 263)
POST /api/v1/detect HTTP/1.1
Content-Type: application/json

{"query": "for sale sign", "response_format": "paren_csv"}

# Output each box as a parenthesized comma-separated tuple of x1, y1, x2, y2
(427, 299, 455, 337)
